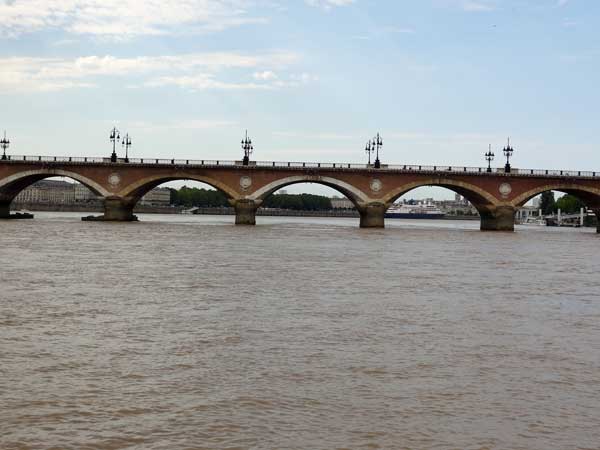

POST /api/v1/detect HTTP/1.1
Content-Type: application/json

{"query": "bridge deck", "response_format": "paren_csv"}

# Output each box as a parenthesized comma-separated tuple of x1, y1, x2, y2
(1, 155, 598, 179)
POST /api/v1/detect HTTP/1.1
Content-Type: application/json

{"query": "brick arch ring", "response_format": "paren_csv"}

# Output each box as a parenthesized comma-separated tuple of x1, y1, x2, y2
(117, 173, 241, 201)
(246, 175, 372, 206)
(510, 184, 600, 208)
(0, 169, 112, 198)
(380, 178, 501, 209)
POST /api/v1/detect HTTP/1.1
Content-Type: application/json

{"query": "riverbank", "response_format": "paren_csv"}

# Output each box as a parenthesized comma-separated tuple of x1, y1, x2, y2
(12, 203, 185, 214)
(12, 203, 358, 217)
(12, 203, 481, 220)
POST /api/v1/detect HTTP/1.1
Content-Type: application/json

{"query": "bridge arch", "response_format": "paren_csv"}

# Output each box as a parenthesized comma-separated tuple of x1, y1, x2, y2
(381, 178, 500, 211)
(511, 183, 600, 233)
(379, 178, 515, 231)
(0, 169, 111, 199)
(510, 183, 600, 208)
(247, 175, 370, 207)
(118, 173, 240, 203)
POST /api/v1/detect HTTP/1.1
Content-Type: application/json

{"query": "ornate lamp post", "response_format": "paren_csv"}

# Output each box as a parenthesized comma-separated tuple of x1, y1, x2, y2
(109, 127, 120, 163)
(122, 133, 132, 163)
(1, 131, 9, 161)
(241, 130, 253, 166)
(485, 145, 495, 173)
(503, 137, 514, 173)
(372, 132, 383, 169)
(365, 140, 374, 165)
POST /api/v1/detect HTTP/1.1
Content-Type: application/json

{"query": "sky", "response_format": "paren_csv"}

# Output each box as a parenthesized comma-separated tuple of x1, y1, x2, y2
(1, 0, 598, 198)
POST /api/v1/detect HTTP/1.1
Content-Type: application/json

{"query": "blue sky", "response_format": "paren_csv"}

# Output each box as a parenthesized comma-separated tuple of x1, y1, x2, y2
(0, 0, 598, 180)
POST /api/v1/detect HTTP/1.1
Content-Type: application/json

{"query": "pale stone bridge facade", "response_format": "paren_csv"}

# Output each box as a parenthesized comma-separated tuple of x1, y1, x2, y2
(1, 156, 599, 232)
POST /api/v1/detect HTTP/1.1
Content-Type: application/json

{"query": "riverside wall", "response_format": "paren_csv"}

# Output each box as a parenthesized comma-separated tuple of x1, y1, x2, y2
(11, 203, 482, 220)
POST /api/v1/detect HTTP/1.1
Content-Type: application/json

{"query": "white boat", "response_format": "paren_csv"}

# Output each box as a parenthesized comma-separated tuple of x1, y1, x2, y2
(521, 217, 546, 226)
(385, 202, 445, 219)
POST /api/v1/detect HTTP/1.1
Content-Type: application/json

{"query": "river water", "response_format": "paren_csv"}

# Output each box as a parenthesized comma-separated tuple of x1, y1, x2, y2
(1, 213, 599, 450)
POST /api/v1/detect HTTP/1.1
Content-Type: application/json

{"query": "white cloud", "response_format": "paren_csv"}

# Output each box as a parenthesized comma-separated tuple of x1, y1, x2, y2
(556, 0, 570, 7)
(0, 52, 321, 93)
(271, 130, 505, 145)
(461, 1, 496, 12)
(304, 0, 354, 10)
(381, 26, 415, 34)
(559, 49, 600, 64)
(146, 70, 317, 91)
(144, 75, 272, 91)
(129, 119, 237, 131)
(290, 72, 318, 83)
(272, 131, 356, 140)
(0, 52, 305, 93)
(352, 25, 415, 40)
(253, 70, 278, 80)
(0, 0, 267, 38)
(386, 131, 507, 147)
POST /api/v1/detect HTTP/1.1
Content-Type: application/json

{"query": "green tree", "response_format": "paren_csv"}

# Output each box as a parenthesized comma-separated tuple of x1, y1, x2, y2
(539, 191, 556, 215)
(169, 186, 229, 207)
(555, 194, 586, 214)
(168, 187, 179, 205)
(263, 193, 333, 210)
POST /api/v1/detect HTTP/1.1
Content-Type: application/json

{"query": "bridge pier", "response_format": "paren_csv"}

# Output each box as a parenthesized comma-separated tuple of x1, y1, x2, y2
(0, 201, 9, 218)
(0, 200, 34, 219)
(234, 199, 258, 225)
(359, 203, 386, 228)
(480, 206, 516, 231)
(83, 197, 137, 222)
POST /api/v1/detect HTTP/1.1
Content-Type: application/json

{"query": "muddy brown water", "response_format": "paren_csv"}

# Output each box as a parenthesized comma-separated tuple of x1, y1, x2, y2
(1, 213, 599, 450)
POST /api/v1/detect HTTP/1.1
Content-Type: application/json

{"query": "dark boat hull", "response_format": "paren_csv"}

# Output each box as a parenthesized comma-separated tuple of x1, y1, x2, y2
(385, 213, 445, 219)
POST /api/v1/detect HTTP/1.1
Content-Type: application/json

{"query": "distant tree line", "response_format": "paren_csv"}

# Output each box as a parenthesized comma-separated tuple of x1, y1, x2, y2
(168, 187, 229, 207)
(263, 193, 332, 211)
(169, 187, 333, 210)
(539, 192, 587, 215)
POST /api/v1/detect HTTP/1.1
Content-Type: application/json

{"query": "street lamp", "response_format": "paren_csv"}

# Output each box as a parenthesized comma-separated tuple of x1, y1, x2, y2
(241, 130, 253, 166)
(1, 131, 9, 161)
(485, 145, 495, 173)
(122, 133, 132, 163)
(365, 140, 374, 165)
(109, 127, 120, 163)
(503, 137, 514, 173)
(372, 132, 383, 169)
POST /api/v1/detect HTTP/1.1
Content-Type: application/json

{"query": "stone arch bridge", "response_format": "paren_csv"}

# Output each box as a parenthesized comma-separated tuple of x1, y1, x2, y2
(1, 156, 599, 232)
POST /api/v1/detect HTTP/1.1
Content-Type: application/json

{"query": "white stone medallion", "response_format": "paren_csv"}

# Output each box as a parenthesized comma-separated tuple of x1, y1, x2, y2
(108, 173, 121, 187)
(370, 178, 383, 193)
(240, 176, 252, 191)
(499, 182, 512, 198)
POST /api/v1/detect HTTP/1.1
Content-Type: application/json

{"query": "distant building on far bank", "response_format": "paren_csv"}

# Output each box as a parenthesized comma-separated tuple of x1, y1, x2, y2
(74, 182, 97, 203)
(138, 187, 171, 207)
(14, 180, 77, 204)
(13, 180, 171, 207)
(330, 196, 355, 209)
(434, 195, 478, 216)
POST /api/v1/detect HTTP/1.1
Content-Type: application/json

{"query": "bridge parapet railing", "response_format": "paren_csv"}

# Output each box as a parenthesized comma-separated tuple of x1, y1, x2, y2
(1, 155, 598, 178)
(386, 164, 489, 173)
(4, 155, 109, 163)
(524, 168, 596, 177)
(255, 161, 367, 169)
